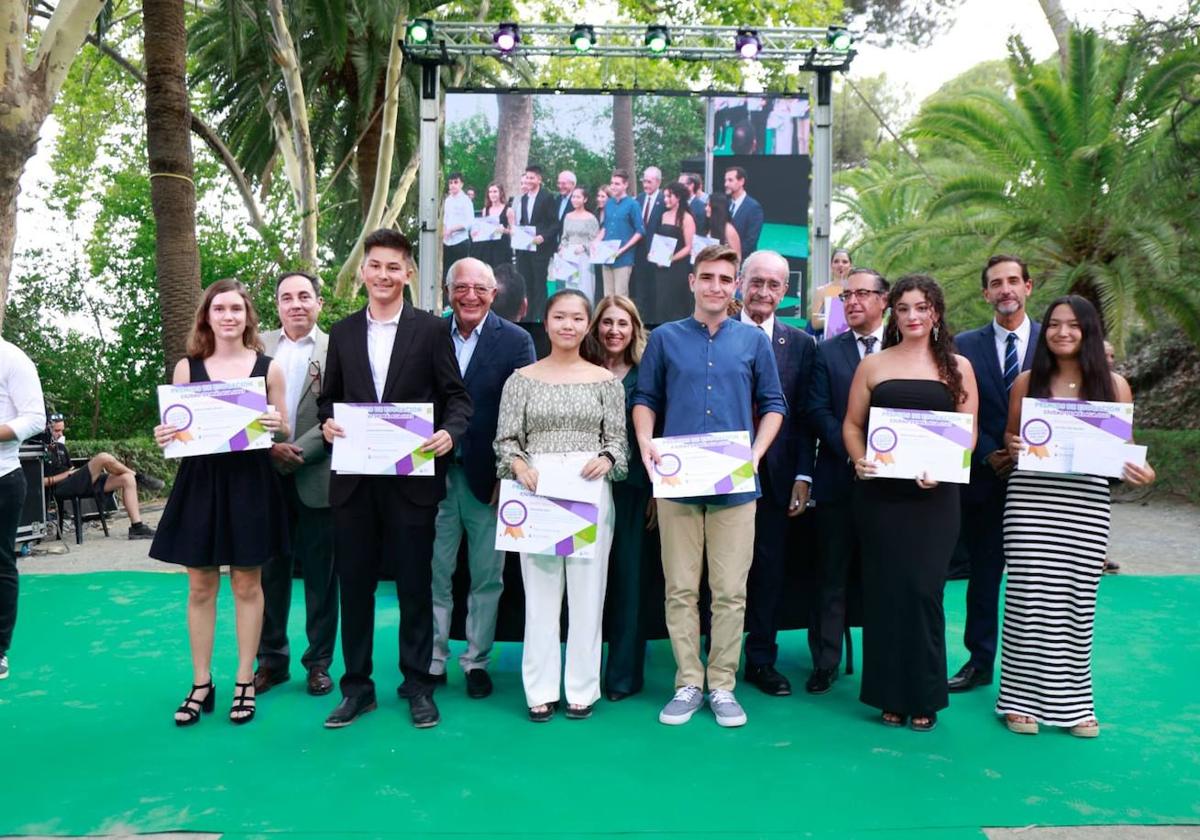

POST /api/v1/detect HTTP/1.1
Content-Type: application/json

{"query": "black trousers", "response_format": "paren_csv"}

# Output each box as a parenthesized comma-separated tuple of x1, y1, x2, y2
(333, 479, 437, 699)
(0, 467, 27, 657)
(258, 477, 337, 673)
(443, 242, 470, 281)
(961, 493, 1006, 672)
(516, 250, 550, 320)
(808, 501, 858, 671)
(743, 498, 790, 668)
(603, 480, 653, 695)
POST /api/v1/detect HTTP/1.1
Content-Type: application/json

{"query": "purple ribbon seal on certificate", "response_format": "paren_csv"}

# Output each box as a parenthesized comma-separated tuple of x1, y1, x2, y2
(869, 426, 898, 453)
(654, 453, 683, 478)
(162, 403, 193, 431)
(1022, 418, 1052, 446)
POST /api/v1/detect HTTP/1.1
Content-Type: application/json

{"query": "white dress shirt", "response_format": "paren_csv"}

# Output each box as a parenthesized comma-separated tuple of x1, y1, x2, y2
(442, 192, 475, 247)
(0, 339, 46, 477)
(274, 326, 317, 441)
(729, 194, 743, 219)
(642, 190, 659, 223)
(451, 311, 488, 378)
(992, 314, 1032, 374)
(739, 311, 811, 487)
(518, 189, 540, 226)
(366, 307, 402, 401)
(852, 325, 886, 360)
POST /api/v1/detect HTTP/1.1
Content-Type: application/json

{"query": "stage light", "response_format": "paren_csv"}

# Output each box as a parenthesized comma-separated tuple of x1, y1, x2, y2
(644, 25, 670, 53)
(493, 22, 520, 53)
(406, 19, 432, 44)
(827, 25, 852, 51)
(570, 24, 595, 52)
(734, 29, 761, 59)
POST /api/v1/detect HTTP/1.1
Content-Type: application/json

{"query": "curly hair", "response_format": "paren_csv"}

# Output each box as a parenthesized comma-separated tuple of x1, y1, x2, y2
(883, 274, 966, 405)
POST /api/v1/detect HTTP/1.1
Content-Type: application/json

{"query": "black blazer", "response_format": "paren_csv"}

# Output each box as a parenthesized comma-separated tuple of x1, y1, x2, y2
(731, 193, 765, 255)
(954, 320, 1040, 505)
(456, 312, 536, 505)
(513, 190, 559, 255)
(759, 320, 817, 509)
(634, 191, 666, 243)
(318, 305, 473, 509)
(807, 330, 863, 505)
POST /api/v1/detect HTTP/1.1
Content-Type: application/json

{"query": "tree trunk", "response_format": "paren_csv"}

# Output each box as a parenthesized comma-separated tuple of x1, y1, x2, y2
(1038, 0, 1071, 70)
(494, 94, 533, 200)
(612, 94, 635, 178)
(143, 0, 202, 378)
(356, 75, 386, 221)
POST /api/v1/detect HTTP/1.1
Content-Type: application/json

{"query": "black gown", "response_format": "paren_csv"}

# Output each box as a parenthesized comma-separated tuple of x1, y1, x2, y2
(149, 354, 290, 568)
(855, 379, 960, 716)
(653, 216, 691, 323)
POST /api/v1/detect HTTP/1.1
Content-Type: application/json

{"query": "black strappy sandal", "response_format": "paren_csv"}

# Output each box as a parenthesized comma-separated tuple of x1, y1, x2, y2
(175, 680, 215, 727)
(229, 681, 256, 725)
(910, 712, 938, 732)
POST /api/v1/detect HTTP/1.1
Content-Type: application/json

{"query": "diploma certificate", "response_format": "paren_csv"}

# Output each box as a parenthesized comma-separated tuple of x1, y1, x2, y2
(470, 220, 503, 242)
(866, 407, 974, 484)
(589, 239, 622, 265)
(330, 402, 436, 476)
(158, 377, 271, 459)
(690, 235, 719, 262)
(650, 431, 756, 499)
(1018, 398, 1138, 477)
(510, 225, 538, 252)
(648, 234, 678, 268)
(495, 480, 600, 558)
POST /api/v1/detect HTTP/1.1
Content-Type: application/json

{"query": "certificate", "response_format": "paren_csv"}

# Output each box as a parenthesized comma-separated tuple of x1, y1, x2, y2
(495, 481, 600, 558)
(330, 402, 436, 476)
(1018, 398, 1137, 477)
(510, 225, 538, 252)
(157, 377, 271, 459)
(648, 234, 678, 268)
(470, 220, 503, 242)
(589, 239, 622, 265)
(866, 407, 974, 484)
(549, 254, 581, 282)
(531, 452, 604, 505)
(690, 235, 719, 262)
(650, 431, 756, 499)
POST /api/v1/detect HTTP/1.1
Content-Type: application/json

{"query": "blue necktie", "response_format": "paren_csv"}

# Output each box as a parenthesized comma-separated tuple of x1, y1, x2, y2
(1004, 332, 1019, 391)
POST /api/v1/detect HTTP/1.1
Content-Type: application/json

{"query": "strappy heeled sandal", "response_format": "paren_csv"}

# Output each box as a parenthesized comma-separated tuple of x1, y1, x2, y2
(174, 680, 215, 727)
(229, 681, 256, 725)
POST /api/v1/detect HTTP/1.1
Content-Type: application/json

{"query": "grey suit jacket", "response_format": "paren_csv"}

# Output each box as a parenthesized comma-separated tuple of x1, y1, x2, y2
(263, 327, 330, 509)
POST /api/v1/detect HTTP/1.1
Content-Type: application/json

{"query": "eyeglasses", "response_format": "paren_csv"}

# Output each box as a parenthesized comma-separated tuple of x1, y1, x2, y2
(451, 284, 496, 297)
(838, 289, 882, 302)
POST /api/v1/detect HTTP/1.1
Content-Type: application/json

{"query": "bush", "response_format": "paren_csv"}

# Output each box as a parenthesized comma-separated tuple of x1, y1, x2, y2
(1132, 429, 1200, 505)
(68, 437, 176, 498)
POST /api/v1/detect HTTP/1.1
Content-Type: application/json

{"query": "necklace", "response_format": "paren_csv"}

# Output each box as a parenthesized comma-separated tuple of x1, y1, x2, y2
(1067, 382, 1078, 389)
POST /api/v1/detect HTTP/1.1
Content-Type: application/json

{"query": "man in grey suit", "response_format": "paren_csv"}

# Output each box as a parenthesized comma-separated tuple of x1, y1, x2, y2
(254, 271, 338, 697)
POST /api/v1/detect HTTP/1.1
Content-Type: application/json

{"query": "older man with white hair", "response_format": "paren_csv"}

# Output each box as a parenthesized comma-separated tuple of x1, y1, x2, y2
(555, 170, 577, 223)
(633, 166, 666, 319)
(738, 250, 817, 697)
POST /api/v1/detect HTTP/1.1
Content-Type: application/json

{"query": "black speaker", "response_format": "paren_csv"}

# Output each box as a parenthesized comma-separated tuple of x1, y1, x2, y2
(17, 445, 47, 543)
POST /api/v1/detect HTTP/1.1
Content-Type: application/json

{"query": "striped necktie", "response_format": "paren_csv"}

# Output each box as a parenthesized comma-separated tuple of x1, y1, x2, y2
(859, 335, 877, 356)
(1004, 332, 1019, 391)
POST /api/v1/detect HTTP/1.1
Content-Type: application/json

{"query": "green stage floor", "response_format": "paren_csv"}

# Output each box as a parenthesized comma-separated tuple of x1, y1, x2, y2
(1, 573, 1198, 838)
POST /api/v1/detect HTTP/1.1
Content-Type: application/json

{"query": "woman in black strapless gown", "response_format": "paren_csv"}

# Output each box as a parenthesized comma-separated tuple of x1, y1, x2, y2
(842, 275, 979, 731)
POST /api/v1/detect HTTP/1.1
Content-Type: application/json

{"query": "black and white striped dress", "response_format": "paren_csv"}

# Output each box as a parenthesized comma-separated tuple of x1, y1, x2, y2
(996, 470, 1111, 727)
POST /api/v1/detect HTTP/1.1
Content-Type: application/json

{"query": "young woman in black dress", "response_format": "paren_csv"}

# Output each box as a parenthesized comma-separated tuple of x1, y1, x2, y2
(653, 182, 696, 323)
(151, 279, 291, 726)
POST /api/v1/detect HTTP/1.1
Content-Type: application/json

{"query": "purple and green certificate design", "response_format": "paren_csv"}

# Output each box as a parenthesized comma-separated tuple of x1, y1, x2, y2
(156, 377, 272, 459)
(865, 407, 974, 485)
(1017, 397, 1136, 476)
(495, 481, 600, 558)
(330, 402, 436, 476)
(650, 431, 756, 499)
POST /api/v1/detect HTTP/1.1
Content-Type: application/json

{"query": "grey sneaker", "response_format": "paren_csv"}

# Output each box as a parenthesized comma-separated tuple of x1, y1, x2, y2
(0, 655, 8, 680)
(709, 689, 748, 727)
(658, 685, 704, 725)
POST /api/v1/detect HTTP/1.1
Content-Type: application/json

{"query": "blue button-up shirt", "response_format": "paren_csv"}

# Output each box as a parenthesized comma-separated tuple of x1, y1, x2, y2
(633, 317, 787, 506)
(600, 195, 645, 268)
(450, 311, 488, 377)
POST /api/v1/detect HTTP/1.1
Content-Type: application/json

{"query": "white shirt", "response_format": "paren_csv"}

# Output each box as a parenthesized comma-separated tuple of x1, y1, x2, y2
(451, 311, 488, 377)
(442, 192, 475, 247)
(366, 307, 402, 401)
(642, 190, 659, 222)
(275, 326, 318, 442)
(852, 325, 885, 360)
(729, 194, 743, 218)
(992, 314, 1032, 375)
(0, 339, 46, 477)
(739, 312, 811, 487)
(518, 189, 540, 225)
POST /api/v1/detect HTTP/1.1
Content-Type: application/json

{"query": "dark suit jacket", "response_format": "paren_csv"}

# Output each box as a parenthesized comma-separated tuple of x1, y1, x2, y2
(634, 190, 666, 237)
(954, 320, 1040, 505)
(807, 330, 863, 505)
(731, 193, 765, 255)
(318, 305, 473, 509)
(759, 320, 817, 509)
(455, 312, 536, 504)
(688, 195, 707, 228)
(514, 189, 559, 256)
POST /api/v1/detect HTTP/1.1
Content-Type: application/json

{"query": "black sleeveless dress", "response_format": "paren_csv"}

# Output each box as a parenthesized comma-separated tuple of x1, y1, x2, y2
(149, 355, 290, 568)
(854, 379, 961, 716)
(654, 216, 691, 323)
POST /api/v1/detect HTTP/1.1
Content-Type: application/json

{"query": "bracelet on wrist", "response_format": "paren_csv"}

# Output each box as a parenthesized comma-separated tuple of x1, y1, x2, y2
(598, 451, 615, 465)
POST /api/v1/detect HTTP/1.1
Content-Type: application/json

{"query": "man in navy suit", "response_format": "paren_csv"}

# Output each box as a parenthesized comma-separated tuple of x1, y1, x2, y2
(632, 166, 666, 320)
(724, 166, 764, 255)
(948, 255, 1039, 693)
(511, 164, 558, 320)
(738, 251, 817, 696)
(679, 172, 707, 227)
(805, 267, 888, 694)
(430, 258, 535, 700)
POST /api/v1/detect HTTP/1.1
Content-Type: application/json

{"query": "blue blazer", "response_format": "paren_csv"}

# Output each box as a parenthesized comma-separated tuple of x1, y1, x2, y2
(760, 320, 817, 509)
(457, 313, 537, 504)
(807, 330, 862, 505)
(731, 193, 765, 255)
(954, 320, 1040, 505)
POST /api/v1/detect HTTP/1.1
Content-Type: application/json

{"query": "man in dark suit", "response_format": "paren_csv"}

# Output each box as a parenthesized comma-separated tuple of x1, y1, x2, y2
(679, 172, 707, 227)
(724, 166, 765, 256)
(511, 164, 558, 321)
(738, 251, 817, 696)
(431, 258, 535, 699)
(632, 166, 666, 320)
(318, 229, 473, 729)
(554, 170, 577, 224)
(805, 267, 888, 694)
(949, 255, 1038, 693)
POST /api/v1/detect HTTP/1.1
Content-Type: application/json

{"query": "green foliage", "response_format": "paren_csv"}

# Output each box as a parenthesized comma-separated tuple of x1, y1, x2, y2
(833, 74, 905, 169)
(632, 96, 705, 180)
(1132, 429, 1200, 505)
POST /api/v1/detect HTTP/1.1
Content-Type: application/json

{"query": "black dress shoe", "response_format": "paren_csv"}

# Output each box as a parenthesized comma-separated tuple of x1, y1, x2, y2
(465, 669, 493, 699)
(253, 666, 290, 695)
(408, 694, 440, 728)
(324, 693, 377, 728)
(431, 672, 448, 685)
(805, 667, 837, 695)
(744, 664, 792, 696)
(948, 663, 993, 693)
(605, 688, 638, 702)
(306, 666, 334, 696)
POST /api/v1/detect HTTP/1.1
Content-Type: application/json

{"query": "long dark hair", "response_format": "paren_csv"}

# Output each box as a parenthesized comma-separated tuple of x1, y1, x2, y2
(707, 192, 733, 242)
(544, 288, 605, 366)
(664, 182, 690, 226)
(1027, 295, 1115, 401)
(883, 274, 966, 405)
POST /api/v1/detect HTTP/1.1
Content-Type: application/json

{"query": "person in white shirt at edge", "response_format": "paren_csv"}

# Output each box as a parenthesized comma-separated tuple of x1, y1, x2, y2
(442, 172, 475, 284)
(0, 339, 46, 681)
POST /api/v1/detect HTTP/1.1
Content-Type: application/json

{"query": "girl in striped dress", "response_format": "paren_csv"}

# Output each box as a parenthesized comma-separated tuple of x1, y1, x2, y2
(997, 296, 1156, 738)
